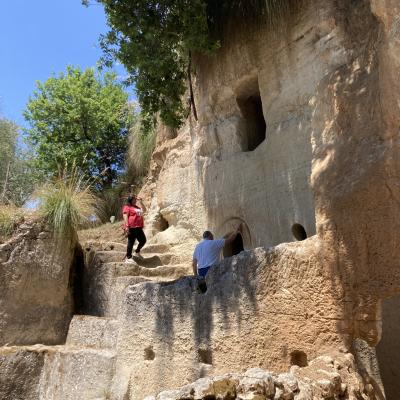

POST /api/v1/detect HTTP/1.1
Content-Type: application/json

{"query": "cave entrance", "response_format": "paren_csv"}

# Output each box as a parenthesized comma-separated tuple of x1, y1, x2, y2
(223, 233, 244, 258)
(237, 90, 266, 151)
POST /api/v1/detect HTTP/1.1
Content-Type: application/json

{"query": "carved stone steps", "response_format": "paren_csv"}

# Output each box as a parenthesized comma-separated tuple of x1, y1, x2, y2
(82, 258, 189, 317)
(93, 250, 169, 267)
(66, 315, 118, 350)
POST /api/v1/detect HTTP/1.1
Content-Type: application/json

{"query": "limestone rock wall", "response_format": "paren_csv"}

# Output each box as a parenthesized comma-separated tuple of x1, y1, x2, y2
(0, 0, 399, 399)
(137, 0, 400, 397)
(0, 221, 75, 346)
(112, 239, 353, 399)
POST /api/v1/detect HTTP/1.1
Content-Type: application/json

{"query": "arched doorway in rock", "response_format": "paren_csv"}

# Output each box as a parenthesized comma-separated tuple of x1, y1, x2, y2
(223, 232, 244, 258)
(216, 218, 251, 259)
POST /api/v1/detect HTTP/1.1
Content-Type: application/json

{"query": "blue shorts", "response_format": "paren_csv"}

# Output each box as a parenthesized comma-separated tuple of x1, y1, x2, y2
(198, 266, 211, 277)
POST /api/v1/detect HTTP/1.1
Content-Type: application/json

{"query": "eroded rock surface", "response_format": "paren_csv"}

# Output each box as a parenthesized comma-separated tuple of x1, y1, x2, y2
(0, 0, 399, 398)
(0, 221, 76, 346)
(149, 353, 377, 400)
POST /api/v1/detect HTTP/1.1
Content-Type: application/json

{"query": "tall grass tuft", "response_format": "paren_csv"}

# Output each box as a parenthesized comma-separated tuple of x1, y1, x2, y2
(126, 110, 157, 182)
(35, 167, 99, 236)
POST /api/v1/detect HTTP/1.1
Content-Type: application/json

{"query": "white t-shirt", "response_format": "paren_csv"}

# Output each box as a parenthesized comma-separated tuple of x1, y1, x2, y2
(193, 239, 225, 270)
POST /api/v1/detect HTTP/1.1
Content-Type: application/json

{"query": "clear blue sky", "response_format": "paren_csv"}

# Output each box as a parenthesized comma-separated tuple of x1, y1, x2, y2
(0, 0, 129, 129)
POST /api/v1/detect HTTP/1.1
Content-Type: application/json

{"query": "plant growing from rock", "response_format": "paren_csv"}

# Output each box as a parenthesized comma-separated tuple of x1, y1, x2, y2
(34, 166, 100, 236)
(126, 104, 157, 182)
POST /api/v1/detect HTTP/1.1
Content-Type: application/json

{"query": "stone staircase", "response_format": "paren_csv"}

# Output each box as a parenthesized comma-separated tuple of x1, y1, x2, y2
(81, 240, 190, 318)
(0, 237, 192, 399)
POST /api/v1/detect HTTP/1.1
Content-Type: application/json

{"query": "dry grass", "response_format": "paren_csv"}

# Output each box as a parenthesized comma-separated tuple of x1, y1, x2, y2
(78, 222, 125, 244)
(0, 204, 25, 242)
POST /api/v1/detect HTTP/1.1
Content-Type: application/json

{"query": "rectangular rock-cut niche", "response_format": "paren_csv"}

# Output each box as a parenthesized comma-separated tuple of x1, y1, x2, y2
(236, 77, 266, 152)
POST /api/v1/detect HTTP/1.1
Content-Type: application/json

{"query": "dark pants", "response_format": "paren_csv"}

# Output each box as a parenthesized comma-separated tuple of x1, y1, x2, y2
(126, 227, 147, 258)
(198, 266, 211, 277)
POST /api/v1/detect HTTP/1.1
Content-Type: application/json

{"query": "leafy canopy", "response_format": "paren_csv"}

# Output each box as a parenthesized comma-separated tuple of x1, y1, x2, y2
(24, 66, 132, 189)
(84, 0, 217, 129)
(83, 0, 290, 128)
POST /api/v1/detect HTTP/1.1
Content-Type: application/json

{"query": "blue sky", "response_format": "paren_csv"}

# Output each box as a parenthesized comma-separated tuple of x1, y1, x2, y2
(0, 0, 129, 129)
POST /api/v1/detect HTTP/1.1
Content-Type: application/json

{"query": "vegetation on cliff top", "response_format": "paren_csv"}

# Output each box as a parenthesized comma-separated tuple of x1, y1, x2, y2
(24, 66, 132, 190)
(34, 166, 99, 236)
(83, 0, 292, 128)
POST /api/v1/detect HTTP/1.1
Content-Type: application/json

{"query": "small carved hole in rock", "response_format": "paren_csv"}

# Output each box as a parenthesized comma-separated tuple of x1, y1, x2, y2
(109, 245, 114, 250)
(144, 346, 155, 361)
(198, 279, 207, 294)
(290, 350, 308, 367)
(198, 348, 213, 365)
(237, 91, 266, 152)
(223, 233, 244, 258)
(156, 213, 169, 232)
(292, 224, 307, 241)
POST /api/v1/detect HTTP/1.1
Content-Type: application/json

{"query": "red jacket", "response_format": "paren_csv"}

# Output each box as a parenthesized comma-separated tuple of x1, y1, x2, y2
(123, 205, 144, 228)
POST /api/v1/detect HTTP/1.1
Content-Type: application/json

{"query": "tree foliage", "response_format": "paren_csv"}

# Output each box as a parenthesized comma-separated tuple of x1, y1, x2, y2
(83, 0, 291, 128)
(90, 0, 217, 129)
(24, 66, 132, 189)
(0, 118, 38, 206)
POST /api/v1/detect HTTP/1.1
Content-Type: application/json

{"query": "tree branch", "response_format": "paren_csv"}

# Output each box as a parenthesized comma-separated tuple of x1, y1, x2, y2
(188, 50, 198, 121)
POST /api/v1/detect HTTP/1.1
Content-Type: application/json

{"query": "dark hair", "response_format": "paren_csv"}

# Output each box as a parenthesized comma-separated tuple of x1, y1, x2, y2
(203, 230, 213, 239)
(127, 196, 134, 205)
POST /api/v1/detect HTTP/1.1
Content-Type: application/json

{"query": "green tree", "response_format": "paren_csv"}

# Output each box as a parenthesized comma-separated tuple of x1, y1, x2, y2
(0, 119, 18, 203)
(0, 118, 17, 176)
(24, 66, 132, 189)
(86, 0, 217, 129)
(83, 0, 291, 128)
(0, 118, 37, 206)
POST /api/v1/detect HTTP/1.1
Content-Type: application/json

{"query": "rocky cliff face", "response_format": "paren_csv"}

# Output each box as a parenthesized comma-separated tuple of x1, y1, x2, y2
(0, 221, 76, 346)
(0, 0, 399, 399)
(149, 353, 378, 400)
(138, 0, 400, 397)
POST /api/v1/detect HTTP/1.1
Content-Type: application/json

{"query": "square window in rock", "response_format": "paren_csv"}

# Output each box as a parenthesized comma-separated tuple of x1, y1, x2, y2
(237, 90, 266, 151)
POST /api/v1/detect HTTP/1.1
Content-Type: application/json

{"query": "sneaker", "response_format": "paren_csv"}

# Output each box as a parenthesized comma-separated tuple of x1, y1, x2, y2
(134, 252, 144, 260)
(125, 257, 135, 264)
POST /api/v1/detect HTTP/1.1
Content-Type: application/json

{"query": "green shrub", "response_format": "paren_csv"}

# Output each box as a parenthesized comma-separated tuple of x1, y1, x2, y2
(0, 205, 24, 241)
(35, 168, 99, 236)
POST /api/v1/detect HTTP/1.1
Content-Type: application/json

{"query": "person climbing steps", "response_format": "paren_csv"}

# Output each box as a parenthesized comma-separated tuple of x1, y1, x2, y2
(123, 195, 147, 263)
(192, 224, 242, 277)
